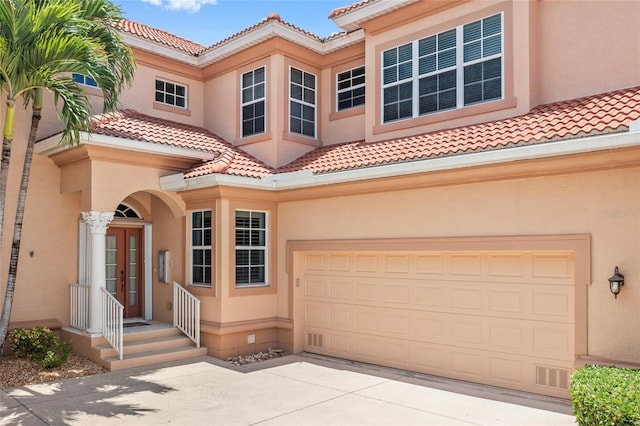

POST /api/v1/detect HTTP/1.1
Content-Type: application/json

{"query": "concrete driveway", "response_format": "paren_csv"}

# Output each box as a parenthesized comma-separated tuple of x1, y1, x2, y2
(1, 353, 576, 425)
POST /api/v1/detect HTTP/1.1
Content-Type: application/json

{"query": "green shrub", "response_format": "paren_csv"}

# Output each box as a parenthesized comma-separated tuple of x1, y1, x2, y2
(570, 365, 640, 425)
(8, 327, 72, 369)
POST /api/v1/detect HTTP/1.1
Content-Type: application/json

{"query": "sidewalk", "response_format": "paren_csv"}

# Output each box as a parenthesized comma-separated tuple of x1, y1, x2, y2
(1, 353, 576, 425)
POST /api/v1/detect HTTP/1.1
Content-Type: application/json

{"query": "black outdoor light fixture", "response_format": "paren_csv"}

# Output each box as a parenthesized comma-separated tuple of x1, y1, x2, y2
(608, 266, 625, 299)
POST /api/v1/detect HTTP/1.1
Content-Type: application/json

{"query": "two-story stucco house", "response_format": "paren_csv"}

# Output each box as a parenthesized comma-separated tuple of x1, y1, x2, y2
(2, 0, 640, 399)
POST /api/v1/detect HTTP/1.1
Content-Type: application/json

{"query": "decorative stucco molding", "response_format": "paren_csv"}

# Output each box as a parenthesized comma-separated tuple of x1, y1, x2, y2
(82, 211, 114, 234)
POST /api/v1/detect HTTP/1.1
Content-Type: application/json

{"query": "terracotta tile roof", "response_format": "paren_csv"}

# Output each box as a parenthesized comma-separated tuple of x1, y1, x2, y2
(118, 19, 206, 55)
(119, 15, 346, 58)
(198, 12, 345, 56)
(329, 0, 376, 19)
(89, 110, 274, 178)
(278, 87, 640, 175)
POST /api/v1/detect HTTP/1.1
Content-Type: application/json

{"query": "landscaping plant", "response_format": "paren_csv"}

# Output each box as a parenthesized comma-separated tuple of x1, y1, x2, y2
(9, 327, 71, 369)
(570, 364, 640, 425)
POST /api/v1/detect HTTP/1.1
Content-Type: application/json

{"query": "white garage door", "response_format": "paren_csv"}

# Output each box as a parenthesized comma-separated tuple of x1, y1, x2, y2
(302, 251, 575, 398)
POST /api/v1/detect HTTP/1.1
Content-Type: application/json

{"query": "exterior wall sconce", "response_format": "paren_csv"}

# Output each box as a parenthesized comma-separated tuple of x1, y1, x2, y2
(608, 266, 625, 299)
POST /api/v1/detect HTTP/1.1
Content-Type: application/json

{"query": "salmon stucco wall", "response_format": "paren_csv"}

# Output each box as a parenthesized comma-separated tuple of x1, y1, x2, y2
(276, 162, 640, 364)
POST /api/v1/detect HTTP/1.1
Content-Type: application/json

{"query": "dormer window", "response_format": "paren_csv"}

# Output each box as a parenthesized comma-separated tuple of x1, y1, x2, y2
(155, 79, 187, 109)
(382, 13, 503, 123)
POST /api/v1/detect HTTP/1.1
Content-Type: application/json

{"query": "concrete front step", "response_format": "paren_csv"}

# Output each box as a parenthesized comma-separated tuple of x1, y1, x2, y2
(95, 326, 207, 371)
(104, 345, 208, 371)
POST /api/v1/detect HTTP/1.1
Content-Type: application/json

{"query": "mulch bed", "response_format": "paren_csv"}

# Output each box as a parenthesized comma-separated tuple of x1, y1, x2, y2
(0, 353, 107, 389)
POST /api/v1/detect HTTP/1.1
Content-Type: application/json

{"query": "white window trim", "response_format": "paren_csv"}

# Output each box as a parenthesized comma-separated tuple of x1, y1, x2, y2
(336, 65, 366, 112)
(155, 78, 188, 109)
(240, 66, 267, 138)
(189, 209, 212, 288)
(381, 12, 503, 124)
(289, 66, 317, 139)
(72, 73, 99, 88)
(234, 209, 268, 288)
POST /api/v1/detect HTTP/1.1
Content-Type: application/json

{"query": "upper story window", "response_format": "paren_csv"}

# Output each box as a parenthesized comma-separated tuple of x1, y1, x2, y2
(191, 210, 212, 287)
(72, 73, 98, 88)
(241, 67, 266, 138)
(155, 79, 187, 109)
(235, 210, 267, 287)
(337, 66, 365, 111)
(382, 13, 502, 123)
(290, 67, 316, 138)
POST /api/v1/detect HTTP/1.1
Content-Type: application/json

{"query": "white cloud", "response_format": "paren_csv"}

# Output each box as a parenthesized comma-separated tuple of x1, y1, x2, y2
(141, 0, 217, 13)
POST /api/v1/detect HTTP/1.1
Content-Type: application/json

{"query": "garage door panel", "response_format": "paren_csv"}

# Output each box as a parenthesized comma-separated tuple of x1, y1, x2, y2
(306, 301, 573, 360)
(305, 274, 574, 323)
(450, 255, 483, 276)
(302, 250, 575, 398)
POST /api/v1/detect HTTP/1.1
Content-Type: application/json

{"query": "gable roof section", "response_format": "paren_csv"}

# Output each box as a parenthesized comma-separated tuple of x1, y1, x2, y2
(118, 14, 359, 66)
(89, 110, 274, 178)
(278, 86, 640, 175)
(329, 0, 418, 31)
(118, 19, 206, 55)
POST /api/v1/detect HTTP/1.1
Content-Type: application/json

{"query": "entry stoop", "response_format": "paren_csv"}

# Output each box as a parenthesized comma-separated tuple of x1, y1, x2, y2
(94, 327, 207, 371)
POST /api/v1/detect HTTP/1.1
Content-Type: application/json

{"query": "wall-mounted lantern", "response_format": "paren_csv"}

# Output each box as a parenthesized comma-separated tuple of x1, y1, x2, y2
(608, 266, 625, 299)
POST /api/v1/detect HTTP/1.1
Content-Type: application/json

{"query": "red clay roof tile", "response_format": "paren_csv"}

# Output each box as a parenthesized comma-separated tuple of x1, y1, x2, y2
(278, 86, 640, 175)
(329, 0, 375, 19)
(118, 20, 206, 55)
(89, 110, 274, 179)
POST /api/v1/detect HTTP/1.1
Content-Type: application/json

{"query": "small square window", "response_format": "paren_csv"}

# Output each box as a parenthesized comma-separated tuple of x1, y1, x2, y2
(155, 79, 188, 109)
(336, 66, 366, 111)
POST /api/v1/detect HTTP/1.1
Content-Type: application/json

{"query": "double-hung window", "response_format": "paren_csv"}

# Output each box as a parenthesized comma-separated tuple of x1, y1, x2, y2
(72, 73, 99, 88)
(337, 66, 365, 111)
(382, 13, 502, 123)
(191, 210, 212, 287)
(241, 67, 266, 137)
(155, 79, 187, 108)
(289, 67, 316, 138)
(235, 210, 267, 287)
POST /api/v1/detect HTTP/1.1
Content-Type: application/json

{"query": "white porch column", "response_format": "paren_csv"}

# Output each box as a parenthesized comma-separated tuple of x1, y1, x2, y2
(82, 211, 114, 335)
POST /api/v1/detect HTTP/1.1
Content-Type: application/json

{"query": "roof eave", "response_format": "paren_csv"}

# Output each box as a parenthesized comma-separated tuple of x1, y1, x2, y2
(120, 32, 200, 65)
(160, 128, 640, 192)
(198, 22, 364, 66)
(36, 132, 216, 162)
(331, 0, 418, 31)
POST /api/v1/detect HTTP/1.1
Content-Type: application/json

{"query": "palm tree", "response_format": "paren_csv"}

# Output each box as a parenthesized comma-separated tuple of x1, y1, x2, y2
(0, 0, 135, 352)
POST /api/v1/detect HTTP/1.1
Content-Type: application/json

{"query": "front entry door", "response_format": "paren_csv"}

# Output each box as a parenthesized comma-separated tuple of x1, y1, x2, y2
(106, 227, 143, 318)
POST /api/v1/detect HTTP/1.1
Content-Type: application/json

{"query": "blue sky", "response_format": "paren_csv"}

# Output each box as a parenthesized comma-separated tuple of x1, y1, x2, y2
(115, 0, 351, 46)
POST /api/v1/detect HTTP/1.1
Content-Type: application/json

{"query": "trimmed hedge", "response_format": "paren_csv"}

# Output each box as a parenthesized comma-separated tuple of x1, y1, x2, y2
(570, 365, 640, 425)
(8, 327, 72, 369)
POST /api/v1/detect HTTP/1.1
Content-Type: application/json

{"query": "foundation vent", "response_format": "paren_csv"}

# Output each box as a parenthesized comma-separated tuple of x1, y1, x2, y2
(307, 332, 324, 348)
(535, 366, 570, 389)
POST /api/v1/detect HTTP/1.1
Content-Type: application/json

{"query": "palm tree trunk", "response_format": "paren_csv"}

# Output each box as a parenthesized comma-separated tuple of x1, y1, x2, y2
(0, 102, 40, 354)
(0, 100, 16, 253)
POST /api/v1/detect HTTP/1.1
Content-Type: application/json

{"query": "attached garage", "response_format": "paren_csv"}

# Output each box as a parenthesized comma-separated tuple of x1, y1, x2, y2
(291, 236, 590, 398)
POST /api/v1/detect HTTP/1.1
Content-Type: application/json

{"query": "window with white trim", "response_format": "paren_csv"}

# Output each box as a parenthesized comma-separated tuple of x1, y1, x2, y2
(235, 210, 267, 287)
(382, 13, 502, 123)
(72, 73, 98, 88)
(337, 66, 365, 111)
(289, 67, 316, 138)
(155, 79, 187, 108)
(241, 67, 266, 137)
(191, 210, 212, 287)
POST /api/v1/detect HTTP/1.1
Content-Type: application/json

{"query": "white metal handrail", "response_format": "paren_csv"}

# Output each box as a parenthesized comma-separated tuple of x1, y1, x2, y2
(173, 282, 200, 348)
(69, 283, 89, 330)
(101, 288, 124, 360)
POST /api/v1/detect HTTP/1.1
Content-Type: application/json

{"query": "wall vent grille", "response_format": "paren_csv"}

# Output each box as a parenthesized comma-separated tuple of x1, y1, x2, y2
(535, 366, 570, 389)
(307, 332, 324, 348)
